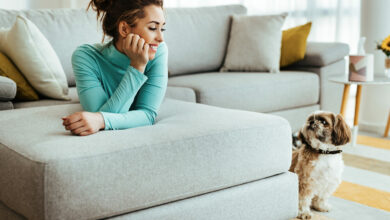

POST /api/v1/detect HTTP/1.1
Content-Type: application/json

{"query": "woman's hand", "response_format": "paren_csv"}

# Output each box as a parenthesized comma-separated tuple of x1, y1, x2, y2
(62, 112, 105, 136)
(122, 33, 149, 73)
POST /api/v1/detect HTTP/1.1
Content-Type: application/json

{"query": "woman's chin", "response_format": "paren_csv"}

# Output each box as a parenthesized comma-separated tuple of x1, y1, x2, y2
(148, 54, 156, 60)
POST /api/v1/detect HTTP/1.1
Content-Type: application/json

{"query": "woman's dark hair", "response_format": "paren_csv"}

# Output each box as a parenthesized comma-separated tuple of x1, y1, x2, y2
(88, 0, 164, 42)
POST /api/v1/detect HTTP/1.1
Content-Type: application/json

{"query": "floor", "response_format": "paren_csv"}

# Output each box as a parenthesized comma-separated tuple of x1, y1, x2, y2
(293, 85, 390, 220)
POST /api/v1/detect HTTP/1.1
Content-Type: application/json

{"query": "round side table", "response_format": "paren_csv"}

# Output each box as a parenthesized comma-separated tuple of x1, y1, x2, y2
(329, 76, 390, 146)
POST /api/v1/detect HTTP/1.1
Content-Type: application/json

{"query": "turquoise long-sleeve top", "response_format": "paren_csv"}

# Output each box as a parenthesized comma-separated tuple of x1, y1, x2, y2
(71, 41, 168, 130)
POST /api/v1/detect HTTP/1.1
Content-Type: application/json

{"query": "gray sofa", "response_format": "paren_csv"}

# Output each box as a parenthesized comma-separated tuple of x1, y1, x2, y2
(0, 5, 348, 220)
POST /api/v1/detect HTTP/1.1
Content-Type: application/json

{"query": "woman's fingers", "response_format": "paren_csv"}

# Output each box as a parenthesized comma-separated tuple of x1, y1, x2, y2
(137, 38, 145, 53)
(62, 113, 82, 126)
(131, 34, 140, 52)
(62, 112, 103, 136)
(79, 131, 91, 136)
(143, 43, 149, 55)
(124, 33, 147, 54)
(71, 125, 89, 135)
(65, 120, 84, 131)
(122, 33, 149, 71)
(123, 34, 133, 51)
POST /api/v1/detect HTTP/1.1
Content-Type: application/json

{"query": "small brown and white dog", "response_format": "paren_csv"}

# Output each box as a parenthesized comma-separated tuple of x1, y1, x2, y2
(290, 111, 351, 219)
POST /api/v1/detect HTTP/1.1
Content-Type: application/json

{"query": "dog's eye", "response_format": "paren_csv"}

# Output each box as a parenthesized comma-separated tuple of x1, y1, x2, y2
(321, 120, 327, 125)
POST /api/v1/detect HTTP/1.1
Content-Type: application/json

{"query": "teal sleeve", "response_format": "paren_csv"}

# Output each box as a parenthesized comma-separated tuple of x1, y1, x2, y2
(72, 47, 148, 113)
(101, 43, 168, 130)
(71, 43, 168, 130)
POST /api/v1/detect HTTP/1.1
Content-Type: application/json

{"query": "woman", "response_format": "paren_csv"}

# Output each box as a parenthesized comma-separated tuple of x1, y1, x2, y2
(62, 0, 168, 136)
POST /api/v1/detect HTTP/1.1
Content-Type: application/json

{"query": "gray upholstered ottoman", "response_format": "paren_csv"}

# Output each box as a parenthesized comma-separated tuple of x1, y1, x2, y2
(0, 98, 296, 220)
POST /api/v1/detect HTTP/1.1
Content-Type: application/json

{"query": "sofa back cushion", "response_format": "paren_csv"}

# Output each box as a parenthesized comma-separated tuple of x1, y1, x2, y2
(165, 5, 247, 76)
(0, 9, 104, 87)
(0, 5, 247, 84)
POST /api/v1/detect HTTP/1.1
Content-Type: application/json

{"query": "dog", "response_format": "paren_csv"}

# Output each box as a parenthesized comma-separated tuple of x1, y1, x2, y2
(290, 111, 351, 219)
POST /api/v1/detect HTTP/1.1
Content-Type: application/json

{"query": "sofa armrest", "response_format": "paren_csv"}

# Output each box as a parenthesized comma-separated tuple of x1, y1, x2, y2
(283, 42, 349, 114)
(0, 76, 16, 110)
(290, 42, 350, 67)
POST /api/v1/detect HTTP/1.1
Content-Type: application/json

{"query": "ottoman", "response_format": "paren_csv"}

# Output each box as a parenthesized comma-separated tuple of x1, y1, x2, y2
(0, 98, 296, 219)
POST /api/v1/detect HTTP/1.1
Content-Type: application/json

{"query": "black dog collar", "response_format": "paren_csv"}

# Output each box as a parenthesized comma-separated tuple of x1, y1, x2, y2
(301, 136, 342, 155)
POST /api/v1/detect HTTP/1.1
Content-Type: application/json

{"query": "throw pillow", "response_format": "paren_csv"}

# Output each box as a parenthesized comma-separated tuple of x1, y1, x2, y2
(220, 13, 287, 73)
(0, 15, 69, 100)
(0, 52, 39, 101)
(280, 22, 312, 67)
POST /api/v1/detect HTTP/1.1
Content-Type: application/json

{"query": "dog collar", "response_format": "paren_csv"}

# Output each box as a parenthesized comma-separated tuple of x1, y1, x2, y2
(301, 136, 342, 154)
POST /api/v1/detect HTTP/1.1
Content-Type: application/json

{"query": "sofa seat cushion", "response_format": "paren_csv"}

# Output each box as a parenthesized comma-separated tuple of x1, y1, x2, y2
(164, 86, 196, 103)
(12, 86, 195, 109)
(0, 98, 292, 220)
(13, 86, 79, 109)
(168, 71, 319, 112)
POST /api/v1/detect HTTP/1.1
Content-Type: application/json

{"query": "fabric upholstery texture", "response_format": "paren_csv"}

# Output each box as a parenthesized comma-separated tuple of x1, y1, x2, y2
(271, 104, 320, 132)
(290, 42, 350, 67)
(220, 13, 287, 73)
(165, 86, 196, 103)
(0, 75, 16, 101)
(0, 52, 39, 101)
(13, 87, 79, 109)
(168, 71, 319, 113)
(0, 15, 69, 100)
(280, 22, 312, 67)
(164, 5, 247, 76)
(0, 101, 13, 110)
(0, 9, 104, 87)
(108, 172, 298, 220)
(0, 201, 24, 220)
(285, 59, 346, 113)
(0, 172, 298, 220)
(0, 99, 292, 220)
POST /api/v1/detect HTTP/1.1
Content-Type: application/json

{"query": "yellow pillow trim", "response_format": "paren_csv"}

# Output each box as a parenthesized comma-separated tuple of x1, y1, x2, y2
(0, 52, 39, 101)
(280, 22, 312, 67)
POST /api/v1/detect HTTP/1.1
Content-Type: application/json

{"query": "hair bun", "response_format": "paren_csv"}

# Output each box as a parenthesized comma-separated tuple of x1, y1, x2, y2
(88, 0, 114, 12)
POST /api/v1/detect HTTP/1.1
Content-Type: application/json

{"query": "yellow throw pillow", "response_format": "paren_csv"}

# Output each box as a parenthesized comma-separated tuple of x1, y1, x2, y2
(0, 52, 39, 101)
(280, 22, 312, 68)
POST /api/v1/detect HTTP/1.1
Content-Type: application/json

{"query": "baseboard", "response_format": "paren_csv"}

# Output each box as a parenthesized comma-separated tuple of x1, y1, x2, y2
(359, 120, 386, 135)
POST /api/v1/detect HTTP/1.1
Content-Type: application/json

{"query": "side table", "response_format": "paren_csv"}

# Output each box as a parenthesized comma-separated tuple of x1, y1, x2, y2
(329, 76, 390, 146)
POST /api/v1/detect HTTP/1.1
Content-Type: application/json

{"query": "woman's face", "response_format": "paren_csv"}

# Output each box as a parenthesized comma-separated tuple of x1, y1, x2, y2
(129, 5, 165, 60)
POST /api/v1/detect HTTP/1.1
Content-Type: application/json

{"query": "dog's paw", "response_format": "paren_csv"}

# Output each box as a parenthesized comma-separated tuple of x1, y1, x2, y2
(312, 202, 331, 212)
(298, 211, 312, 219)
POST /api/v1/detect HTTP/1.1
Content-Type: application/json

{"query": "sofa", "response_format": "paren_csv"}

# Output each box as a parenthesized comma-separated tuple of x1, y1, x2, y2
(0, 5, 348, 220)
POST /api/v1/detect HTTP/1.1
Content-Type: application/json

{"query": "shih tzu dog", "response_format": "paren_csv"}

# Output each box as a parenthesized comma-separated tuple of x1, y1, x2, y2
(290, 111, 351, 219)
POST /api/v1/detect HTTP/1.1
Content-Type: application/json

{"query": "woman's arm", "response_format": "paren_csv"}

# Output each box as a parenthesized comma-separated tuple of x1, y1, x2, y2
(64, 43, 168, 133)
(71, 45, 148, 114)
(102, 43, 168, 129)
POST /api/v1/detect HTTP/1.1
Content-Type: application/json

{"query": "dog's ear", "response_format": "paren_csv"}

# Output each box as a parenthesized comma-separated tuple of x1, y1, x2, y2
(332, 114, 352, 146)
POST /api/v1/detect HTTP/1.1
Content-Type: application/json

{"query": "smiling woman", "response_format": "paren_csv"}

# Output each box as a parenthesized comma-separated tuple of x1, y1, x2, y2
(62, 0, 168, 136)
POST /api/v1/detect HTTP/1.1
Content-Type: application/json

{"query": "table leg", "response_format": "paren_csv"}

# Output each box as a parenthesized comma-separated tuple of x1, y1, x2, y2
(354, 85, 362, 126)
(384, 111, 390, 138)
(340, 84, 350, 117)
(352, 85, 363, 146)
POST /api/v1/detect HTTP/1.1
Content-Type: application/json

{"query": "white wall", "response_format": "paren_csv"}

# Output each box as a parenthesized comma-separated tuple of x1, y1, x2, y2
(359, 0, 390, 134)
(0, 0, 91, 9)
(0, 0, 29, 9)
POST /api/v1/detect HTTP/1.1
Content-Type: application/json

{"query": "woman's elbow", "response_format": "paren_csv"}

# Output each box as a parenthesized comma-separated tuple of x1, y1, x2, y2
(143, 109, 157, 125)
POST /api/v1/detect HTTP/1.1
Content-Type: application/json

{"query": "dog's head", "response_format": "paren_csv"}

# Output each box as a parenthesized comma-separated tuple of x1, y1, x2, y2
(299, 111, 351, 146)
